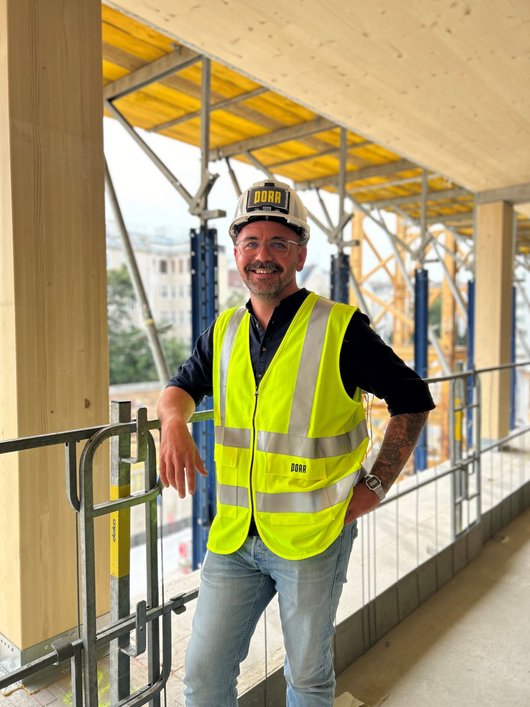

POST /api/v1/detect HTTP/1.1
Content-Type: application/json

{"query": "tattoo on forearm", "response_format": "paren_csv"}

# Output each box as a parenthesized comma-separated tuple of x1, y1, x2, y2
(371, 411, 429, 490)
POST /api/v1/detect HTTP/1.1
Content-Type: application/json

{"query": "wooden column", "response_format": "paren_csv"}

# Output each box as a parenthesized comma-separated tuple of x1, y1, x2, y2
(0, 0, 109, 665)
(349, 211, 364, 306)
(474, 202, 514, 441)
(393, 216, 409, 347)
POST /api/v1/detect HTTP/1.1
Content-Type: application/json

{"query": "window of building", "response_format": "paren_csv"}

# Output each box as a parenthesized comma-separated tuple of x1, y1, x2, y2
(160, 259, 168, 274)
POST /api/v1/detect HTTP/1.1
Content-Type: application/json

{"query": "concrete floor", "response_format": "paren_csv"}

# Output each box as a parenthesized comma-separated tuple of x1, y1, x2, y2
(4, 506, 530, 706)
(335, 506, 530, 707)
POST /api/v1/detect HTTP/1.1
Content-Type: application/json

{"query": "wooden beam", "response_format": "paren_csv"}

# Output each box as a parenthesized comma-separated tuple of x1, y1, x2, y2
(476, 182, 530, 205)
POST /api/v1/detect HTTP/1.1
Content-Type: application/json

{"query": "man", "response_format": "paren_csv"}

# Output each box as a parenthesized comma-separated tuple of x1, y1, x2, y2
(158, 179, 434, 706)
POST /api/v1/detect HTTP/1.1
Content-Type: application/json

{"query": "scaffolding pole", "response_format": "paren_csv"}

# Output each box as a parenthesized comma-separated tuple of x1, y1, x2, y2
(414, 268, 429, 471)
(105, 158, 170, 384)
(191, 58, 218, 569)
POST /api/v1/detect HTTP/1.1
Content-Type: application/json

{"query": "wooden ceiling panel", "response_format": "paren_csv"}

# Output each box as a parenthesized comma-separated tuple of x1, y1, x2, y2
(101, 3, 530, 242)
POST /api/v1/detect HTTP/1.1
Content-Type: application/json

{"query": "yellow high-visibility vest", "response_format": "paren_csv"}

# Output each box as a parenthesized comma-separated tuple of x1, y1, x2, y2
(209, 292, 369, 560)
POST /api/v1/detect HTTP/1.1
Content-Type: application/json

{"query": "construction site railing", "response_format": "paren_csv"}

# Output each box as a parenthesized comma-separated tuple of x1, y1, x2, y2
(1, 362, 529, 705)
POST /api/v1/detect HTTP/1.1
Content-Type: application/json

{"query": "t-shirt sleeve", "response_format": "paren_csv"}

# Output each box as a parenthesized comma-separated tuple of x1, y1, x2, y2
(340, 310, 436, 416)
(166, 323, 214, 405)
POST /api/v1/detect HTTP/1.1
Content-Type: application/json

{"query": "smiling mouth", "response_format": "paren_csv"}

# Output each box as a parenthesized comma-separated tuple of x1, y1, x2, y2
(246, 262, 282, 274)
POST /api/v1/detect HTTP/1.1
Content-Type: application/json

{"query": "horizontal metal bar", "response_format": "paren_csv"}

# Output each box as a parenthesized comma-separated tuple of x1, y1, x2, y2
(150, 86, 269, 133)
(479, 424, 530, 455)
(350, 174, 441, 195)
(426, 210, 473, 225)
(0, 640, 83, 689)
(267, 140, 372, 169)
(103, 47, 201, 101)
(93, 483, 162, 517)
(0, 590, 200, 691)
(380, 456, 480, 506)
(97, 591, 199, 646)
(0, 411, 213, 455)
(368, 187, 471, 211)
(296, 159, 417, 190)
(211, 117, 335, 161)
(0, 425, 108, 454)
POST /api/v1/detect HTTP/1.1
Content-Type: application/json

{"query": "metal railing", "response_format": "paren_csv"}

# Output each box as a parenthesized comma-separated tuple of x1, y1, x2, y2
(1, 363, 529, 705)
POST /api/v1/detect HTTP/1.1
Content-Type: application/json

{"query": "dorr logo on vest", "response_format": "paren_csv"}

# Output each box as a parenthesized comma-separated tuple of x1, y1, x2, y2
(290, 462, 307, 474)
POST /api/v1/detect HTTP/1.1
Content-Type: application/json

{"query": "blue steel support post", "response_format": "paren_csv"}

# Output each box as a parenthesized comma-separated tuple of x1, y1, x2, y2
(467, 280, 475, 447)
(331, 253, 349, 304)
(190, 227, 218, 569)
(510, 285, 516, 430)
(414, 268, 429, 471)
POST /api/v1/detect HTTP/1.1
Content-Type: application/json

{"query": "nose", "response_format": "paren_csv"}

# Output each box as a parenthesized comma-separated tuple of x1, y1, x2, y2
(254, 242, 273, 256)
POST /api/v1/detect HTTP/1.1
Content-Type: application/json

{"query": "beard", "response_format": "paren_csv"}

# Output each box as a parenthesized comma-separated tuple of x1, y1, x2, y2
(240, 259, 297, 300)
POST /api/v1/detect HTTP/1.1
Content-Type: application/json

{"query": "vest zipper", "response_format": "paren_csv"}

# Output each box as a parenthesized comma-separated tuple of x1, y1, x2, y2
(248, 384, 260, 523)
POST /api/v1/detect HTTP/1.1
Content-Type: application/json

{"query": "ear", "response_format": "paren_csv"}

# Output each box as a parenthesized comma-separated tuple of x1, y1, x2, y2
(296, 245, 308, 272)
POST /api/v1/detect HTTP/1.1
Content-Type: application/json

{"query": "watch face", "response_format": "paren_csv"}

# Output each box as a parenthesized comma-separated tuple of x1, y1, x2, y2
(366, 476, 380, 489)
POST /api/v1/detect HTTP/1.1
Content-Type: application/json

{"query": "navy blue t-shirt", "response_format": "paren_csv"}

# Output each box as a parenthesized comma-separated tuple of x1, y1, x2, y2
(168, 289, 435, 416)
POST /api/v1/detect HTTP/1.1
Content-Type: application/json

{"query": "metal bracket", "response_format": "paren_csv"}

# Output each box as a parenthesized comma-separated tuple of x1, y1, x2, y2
(189, 172, 227, 219)
(188, 172, 219, 214)
(121, 407, 148, 464)
(170, 590, 198, 616)
(120, 601, 147, 658)
(51, 637, 75, 665)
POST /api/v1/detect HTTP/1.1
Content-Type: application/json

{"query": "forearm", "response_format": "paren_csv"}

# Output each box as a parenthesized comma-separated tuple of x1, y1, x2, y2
(370, 410, 429, 492)
(157, 385, 196, 425)
(157, 386, 207, 495)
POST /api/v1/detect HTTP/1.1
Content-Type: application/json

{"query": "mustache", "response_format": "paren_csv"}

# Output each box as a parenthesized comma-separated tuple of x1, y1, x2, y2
(245, 260, 283, 273)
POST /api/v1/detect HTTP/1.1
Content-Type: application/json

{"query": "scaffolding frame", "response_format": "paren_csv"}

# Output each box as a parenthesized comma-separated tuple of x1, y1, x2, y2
(100, 31, 524, 565)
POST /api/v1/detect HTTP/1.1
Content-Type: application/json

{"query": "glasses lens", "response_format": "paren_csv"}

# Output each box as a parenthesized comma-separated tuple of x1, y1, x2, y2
(237, 239, 292, 254)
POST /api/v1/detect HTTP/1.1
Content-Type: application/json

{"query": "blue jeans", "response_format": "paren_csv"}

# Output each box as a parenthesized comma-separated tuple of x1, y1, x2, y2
(184, 523, 357, 706)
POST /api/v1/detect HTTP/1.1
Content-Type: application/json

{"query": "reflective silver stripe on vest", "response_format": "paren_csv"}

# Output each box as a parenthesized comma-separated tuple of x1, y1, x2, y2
(257, 418, 368, 459)
(219, 307, 247, 425)
(218, 483, 250, 508)
(289, 297, 334, 435)
(215, 426, 251, 448)
(255, 469, 362, 514)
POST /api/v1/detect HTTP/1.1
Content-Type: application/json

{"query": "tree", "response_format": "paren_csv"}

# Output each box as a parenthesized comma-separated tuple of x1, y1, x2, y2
(107, 265, 188, 384)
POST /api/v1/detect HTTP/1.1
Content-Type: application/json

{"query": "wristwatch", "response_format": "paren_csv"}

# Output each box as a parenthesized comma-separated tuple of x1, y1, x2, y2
(363, 474, 386, 501)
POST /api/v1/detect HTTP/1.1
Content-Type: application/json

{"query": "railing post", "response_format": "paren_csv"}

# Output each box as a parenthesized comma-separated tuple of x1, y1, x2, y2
(110, 401, 132, 704)
(467, 280, 475, 447)
(414, 268, 429, 471)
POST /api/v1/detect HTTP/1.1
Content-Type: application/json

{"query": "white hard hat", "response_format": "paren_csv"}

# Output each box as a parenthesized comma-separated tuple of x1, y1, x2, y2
(229, 179, 310, 244)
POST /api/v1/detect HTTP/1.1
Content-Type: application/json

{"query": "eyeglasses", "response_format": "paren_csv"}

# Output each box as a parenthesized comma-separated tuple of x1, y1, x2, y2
(235, 238, 302, 255)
